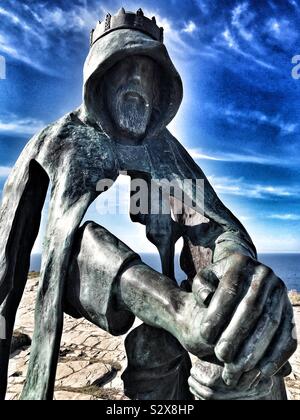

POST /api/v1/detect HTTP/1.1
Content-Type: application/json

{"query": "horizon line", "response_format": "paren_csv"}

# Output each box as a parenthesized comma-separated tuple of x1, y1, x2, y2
(31, 251, 300, 256)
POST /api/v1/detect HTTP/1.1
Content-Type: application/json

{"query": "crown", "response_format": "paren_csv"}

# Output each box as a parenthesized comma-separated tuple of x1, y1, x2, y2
(90, 8, 164, 47)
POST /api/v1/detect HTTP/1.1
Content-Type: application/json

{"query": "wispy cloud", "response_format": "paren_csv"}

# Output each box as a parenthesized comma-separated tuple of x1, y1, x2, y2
(202, 103, 299, 136)
(219, 26, 276, 71)
(0, 1, 98, 76)
(194, 0, 210, 16)
(288, 0, 300, 12)
(34, 4, 99, 32)
(0, 1, 206, 75)
(208, 175, 299, 199)
(231, 2, 254, 42)
(208, 1, 299, 73)
(0, 32, 59, 77)
(0, 116, 45, 136)
(266, 17, 298, 47)
(189, 148, 299, 167)
(268, 214, 300, 221)
(212, 3, 273, 71)
(1, 0, 297, 78)
(150, 12, 207, 59)
(182, 21, 198, 34)
(0, 7, 29, 28)
(222, 28, 239, 49)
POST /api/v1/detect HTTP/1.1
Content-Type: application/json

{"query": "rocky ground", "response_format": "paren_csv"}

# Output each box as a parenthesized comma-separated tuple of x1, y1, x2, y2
(5, 274, 300, 400)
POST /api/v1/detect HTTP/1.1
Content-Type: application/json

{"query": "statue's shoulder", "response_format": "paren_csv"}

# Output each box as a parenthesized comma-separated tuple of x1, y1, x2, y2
(25, 111, 83, 148)
(35, 110, 92, 141)
(32, 109, 111, 158)
(163, 129, 190, 156)
(31, 110, 118, 178)
(163, 129, 185, 150)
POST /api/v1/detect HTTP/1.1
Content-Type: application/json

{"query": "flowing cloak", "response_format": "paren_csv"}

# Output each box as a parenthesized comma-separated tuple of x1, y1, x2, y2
(0, 29, 256, 400)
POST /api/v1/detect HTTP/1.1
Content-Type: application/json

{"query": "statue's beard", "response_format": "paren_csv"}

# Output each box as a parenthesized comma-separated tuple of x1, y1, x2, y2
(112, 86, 152, 139)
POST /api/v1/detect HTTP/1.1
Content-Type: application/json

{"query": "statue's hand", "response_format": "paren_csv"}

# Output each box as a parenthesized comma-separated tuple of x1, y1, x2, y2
(192, 253, 297, 387)
(188, 359, 274, 400)
(174, 292, 214, 357)
(188, 359, 291, 400)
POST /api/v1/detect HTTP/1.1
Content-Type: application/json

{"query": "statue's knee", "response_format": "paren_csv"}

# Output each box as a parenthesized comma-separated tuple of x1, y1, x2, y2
(64, 221, 136, 335)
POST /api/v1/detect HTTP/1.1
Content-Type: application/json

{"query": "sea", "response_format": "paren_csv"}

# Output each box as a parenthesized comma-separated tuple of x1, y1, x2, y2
(30, 253, 300, 292)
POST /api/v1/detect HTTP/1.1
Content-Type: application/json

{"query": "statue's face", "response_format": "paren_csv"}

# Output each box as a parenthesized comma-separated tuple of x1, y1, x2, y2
(104, 55, 156, 140)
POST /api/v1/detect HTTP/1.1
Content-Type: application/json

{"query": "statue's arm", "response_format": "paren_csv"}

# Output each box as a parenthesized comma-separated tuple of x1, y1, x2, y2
(1, 114, 107, 400)
(165, 131, 257, 262)
(165, 132, 296, 393)
(213, 229, 256, 262)
(65, 222, 213, 358)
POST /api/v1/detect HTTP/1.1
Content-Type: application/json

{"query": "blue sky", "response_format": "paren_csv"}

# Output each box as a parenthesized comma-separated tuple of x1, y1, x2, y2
(0, 0, 300, 254)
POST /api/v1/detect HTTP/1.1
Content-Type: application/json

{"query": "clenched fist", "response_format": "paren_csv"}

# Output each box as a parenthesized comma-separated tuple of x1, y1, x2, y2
(116, 251, 297, 399)
(191, 253, 297, 389)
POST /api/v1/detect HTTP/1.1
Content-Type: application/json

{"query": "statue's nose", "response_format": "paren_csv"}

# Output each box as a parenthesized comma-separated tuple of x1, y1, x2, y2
(129, 74, 142, 85)
(129, 61, 147, 84)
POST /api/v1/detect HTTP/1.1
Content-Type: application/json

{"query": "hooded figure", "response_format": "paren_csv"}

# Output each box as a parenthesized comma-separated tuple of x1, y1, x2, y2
(0, 9, 295, 401)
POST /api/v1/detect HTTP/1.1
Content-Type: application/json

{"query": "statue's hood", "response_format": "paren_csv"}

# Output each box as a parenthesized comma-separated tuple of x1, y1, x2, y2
(83, 29, 183, 138)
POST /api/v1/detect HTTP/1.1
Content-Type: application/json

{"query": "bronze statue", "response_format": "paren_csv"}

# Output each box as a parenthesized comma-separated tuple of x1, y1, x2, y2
(0, 8, 296, 400)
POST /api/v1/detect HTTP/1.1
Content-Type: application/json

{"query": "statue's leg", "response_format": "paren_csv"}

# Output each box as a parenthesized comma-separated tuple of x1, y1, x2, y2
(0, 161, 49, 400)
(64, 221, 136, 336)
(122, 324, 193, 401)
(129, 175, 180, 282)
